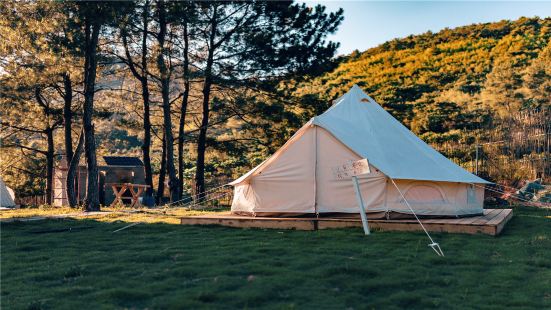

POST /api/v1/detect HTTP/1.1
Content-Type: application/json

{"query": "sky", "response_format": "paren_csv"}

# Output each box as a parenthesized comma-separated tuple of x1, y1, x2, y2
(305, 1, 551, 55)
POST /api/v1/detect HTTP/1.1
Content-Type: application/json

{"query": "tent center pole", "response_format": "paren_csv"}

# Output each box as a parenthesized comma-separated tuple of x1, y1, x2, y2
(352, 176, 370, 235)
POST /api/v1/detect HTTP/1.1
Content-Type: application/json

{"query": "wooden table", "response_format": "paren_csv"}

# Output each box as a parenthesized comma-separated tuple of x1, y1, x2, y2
(106, 183, 150, 208)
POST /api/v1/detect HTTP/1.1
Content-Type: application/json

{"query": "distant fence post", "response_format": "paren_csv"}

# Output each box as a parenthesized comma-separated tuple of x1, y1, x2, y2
(475, 144, 480, 175)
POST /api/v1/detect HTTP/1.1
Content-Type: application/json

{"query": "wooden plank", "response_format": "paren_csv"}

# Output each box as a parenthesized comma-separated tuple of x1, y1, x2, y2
(487, 209, 512, 226)
(317, 219, 362, 229)
(471, 209, 503, 225)
(447, 213, 498, 228)
(368, 221, 495, 235)
(426, 222, 494, 235)
(455, 215, 486, 225)
(495, 209, 513, 235)
(314, 218, 497, 235)
(483, 208, 501, 218)
(180, 216, 316, 230)
(472, 209, 497, 222)
(475, 209, 502, 224)
(421, 218, 461, 224)
(415, 218, 448, 224)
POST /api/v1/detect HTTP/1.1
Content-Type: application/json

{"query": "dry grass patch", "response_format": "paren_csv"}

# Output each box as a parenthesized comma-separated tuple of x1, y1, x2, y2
(0, 205, 225, 224)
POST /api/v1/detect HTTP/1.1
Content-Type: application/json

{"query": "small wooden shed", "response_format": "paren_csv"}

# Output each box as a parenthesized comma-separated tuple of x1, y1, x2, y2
(53, 156, 146, 206)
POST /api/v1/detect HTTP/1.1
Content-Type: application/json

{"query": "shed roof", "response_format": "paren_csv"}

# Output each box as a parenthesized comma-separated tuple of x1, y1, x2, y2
(102, 156, 144, 167)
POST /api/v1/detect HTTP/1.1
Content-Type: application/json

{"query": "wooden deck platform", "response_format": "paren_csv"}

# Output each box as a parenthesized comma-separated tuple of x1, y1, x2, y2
(180, 208, 513, 236)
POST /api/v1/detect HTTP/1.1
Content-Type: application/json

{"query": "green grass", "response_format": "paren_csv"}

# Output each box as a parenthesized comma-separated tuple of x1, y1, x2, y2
(2, 207, 550, 309)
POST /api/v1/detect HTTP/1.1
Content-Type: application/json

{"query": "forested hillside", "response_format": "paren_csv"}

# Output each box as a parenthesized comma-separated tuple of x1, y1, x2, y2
(293, 17, 550, 184)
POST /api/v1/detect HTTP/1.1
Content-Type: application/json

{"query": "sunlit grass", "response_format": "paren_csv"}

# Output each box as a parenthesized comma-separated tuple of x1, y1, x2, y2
(0, 205, 226, 225)
(0, 205, 82, 219)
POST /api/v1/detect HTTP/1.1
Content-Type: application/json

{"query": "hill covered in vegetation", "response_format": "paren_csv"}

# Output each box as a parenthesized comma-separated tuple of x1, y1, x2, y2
(290, 17, 550, 183)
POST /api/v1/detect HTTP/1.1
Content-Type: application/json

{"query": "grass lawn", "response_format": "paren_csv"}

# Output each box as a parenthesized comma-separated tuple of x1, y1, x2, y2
(1, 206, 550, 309)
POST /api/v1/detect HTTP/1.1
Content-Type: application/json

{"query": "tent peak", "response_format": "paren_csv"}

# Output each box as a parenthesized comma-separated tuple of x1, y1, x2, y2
(331, 84, 378, 108)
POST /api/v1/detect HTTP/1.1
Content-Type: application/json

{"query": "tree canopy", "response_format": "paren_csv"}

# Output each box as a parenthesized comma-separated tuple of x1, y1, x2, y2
(0, 1, 344, 206)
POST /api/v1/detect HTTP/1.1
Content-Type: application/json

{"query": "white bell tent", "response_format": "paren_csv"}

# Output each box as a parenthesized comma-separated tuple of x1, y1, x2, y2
(230, 85, 490, 218)
(0, 176, 16, 208)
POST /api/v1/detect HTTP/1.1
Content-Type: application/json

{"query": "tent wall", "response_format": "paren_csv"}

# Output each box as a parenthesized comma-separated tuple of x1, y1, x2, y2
(315, 126, 387, 213)
(231, 182, 258, 213)
(231, 125, 317, 214)
(0, 177, 16, 207)
(231, 125, 485, 216)
(385, 180, 484, 216)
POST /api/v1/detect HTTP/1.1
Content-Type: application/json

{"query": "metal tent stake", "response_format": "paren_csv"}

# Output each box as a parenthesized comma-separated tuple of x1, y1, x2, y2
(429, 242, 445, 257)
(352, 176, 370, 235)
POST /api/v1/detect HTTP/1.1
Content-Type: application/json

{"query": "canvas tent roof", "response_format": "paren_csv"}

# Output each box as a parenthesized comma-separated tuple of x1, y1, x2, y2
(231, 85, 489, 185)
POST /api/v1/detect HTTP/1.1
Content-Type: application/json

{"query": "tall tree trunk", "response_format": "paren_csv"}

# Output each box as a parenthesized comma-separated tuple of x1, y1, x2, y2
(141, 79, 154, 199)
(140, 1, 154, 198)
(121, 1, 154, 199)
(177, 91, 189, 197)
(82, 19, 101, 211)
(63, 73, 73, 163)
(45, 128, 54, 205)
(62, 72, 79, 206)
(67, 129, 84, 207)
(178, 20, 190, 197)
(195, 7, 218, 200)
(156, 132, 167, 205)
(34, 88, 56, 205)
(156, 0, 180, 202)
(195, 83, 210, 201)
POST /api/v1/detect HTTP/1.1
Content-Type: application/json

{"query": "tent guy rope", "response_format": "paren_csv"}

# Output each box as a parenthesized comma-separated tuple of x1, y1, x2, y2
(471, 183, 550, 208)
(164, 183, 230, 206)
(390, 178, 444, 257)
(180, 192, 231, 210)
(471, 183, 532, 203)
